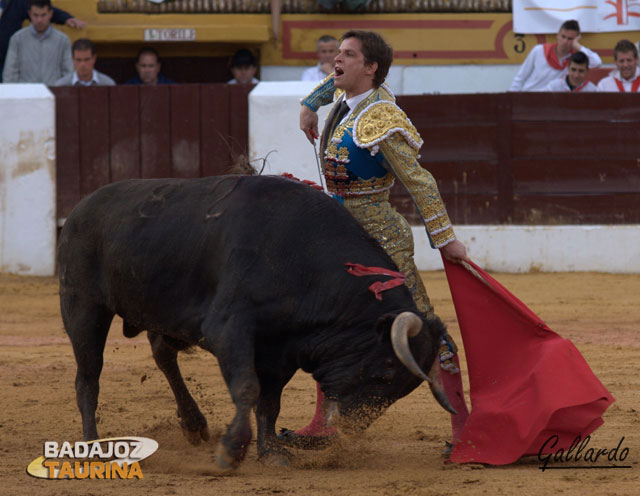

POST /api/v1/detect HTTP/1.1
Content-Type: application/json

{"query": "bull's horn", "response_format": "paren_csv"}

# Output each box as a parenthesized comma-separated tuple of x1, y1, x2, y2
(390, 312, 431, 383)
(426, 358, 457, 415)
(390, 312, 457, 415)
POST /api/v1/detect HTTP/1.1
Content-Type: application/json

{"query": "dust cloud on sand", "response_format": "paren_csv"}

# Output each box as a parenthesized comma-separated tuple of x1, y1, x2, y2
(1, 271, 638, 495)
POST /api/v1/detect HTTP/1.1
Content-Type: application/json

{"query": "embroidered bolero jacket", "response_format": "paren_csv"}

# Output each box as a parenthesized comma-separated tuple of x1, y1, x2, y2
(302, 76, 456, 249)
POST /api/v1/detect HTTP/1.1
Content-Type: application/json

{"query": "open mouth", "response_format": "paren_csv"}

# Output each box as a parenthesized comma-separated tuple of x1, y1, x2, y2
(335, 67, 344, 77)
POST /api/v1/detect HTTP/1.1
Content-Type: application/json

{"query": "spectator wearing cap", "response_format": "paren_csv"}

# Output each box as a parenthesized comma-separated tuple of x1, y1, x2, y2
(54, 38, 115, 86)
(228, 49, 259, 84)
(124, 46, 175, 85)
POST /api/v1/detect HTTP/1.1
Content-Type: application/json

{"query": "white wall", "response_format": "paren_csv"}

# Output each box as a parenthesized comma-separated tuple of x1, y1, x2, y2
(248, 81, 640, 273)
(261, 64, 519, 94)
(0, 84, 56, 276)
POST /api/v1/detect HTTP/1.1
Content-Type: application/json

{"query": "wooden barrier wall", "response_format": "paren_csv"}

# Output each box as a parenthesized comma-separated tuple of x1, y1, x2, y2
(53, 87, 640, 224)
(397, 92, 640, 225)
(51, 84, 252, 219)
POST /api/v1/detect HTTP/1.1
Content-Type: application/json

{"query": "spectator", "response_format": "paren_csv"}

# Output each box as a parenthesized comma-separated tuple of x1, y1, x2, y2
(301, 35, 338, 82)
(53, 38, 114, 86)
(597, 39, 640, 92)
(124, 46, 175, 85)
(510, 20, 601, 92)
(228, 49, 259, 84)
(2, 0, 72, 85)
(0, 0, 85, 82)
(545, 51, 596, 92)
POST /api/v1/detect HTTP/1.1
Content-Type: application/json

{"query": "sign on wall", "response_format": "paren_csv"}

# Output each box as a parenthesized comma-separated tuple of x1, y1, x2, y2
(514, 0, 640, 33)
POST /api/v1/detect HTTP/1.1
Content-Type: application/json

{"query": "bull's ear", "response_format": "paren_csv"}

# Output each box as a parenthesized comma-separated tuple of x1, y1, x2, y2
(374, 313, 396, 343)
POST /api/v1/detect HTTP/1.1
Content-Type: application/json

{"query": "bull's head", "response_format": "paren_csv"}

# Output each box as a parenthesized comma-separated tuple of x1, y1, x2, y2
(321, 312, 455, 434)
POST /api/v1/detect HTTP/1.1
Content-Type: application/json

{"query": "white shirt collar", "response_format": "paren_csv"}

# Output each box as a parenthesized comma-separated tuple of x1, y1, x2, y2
(72, 70, 99, 86)
(612, 68, 639, 82)
(344, 88, 374, 111)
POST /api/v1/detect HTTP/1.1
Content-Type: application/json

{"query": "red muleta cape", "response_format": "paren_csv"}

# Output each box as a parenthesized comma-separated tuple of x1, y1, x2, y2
(442, 257, 615, 465)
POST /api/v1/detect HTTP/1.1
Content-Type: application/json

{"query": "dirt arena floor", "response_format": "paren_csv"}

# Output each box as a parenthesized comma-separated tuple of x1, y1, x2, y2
(1, 270, 638, 495)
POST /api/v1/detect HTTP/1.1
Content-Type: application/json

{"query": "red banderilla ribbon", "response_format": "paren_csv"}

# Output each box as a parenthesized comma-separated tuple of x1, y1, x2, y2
(345, 263, 406, 301)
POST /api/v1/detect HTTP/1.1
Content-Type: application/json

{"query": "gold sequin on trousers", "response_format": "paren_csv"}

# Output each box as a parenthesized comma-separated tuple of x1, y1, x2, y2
(342, 191, 435, 319)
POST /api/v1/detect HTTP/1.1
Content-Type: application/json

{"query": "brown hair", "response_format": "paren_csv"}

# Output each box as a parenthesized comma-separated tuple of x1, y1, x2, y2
(614, 39, 638, 59)
(341, 30, 393, 87)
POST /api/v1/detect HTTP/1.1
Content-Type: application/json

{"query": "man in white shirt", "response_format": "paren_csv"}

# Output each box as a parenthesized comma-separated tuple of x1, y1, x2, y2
(510, 20, 601, 92)
(54, 38, 115, 86)
(301, 35, 338, 82)
(546, 51, 597, 92)
(597, 39, 640, 92)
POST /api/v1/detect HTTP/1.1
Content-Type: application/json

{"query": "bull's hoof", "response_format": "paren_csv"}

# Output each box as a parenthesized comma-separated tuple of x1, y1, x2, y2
(259, 449, 292, 467)
(182, 425, 211, 445)
(277, 428, 338, 450)
(214, 444, 240, 471)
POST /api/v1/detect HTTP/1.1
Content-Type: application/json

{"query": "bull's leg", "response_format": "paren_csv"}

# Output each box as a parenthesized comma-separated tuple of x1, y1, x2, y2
(62, 301, 114, 441)
(147, 332, 210, 444)
(204, 315, 260, 470)
(255, 372, 295, 465)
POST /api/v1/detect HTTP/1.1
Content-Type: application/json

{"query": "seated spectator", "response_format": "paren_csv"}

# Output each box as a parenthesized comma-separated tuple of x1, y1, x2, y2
(228, 49, 259, 84)
(54, 38, 115, 86)
(301, 35, 338, 82)
(124, 46, 175, 85)
(597, 39, 640, 92)
(545, 52, 596, 92)
(2, 0, 72, 85)
(509, 20, 601, 92)
(0, 0, 85, 82)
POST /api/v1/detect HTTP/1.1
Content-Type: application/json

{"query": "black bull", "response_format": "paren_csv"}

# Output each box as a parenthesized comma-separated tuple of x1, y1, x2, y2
(57, 175, 453, 469)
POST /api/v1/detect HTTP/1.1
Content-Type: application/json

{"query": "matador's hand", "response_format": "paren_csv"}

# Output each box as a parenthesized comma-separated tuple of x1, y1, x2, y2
(300, 104, 319, 144)
(440, 239, 469, 264)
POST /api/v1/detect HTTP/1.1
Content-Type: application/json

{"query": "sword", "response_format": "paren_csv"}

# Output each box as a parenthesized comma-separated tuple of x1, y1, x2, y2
(311, 132, 328, 194)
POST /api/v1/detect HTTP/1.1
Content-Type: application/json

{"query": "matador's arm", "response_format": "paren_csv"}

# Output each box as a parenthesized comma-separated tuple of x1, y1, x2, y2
(378, 134, 456, 249)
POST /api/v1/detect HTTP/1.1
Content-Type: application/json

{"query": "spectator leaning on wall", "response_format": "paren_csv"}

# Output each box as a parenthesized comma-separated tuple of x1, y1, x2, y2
(54, 38, 115, 86)
(2, 0, 73, 85)
(509, 19, 601, 92)
(0, 0, 85, 82)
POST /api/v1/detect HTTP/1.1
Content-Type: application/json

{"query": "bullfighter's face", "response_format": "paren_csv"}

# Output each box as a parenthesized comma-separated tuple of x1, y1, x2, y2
(333, 37, 378, 99)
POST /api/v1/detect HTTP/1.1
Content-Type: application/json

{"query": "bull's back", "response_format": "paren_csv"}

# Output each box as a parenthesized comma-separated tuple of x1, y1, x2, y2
(57, 175, 401, 333)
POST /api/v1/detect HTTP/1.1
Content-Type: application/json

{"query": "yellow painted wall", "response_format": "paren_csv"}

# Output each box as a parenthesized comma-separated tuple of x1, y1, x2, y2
(52, 2, 636, 64)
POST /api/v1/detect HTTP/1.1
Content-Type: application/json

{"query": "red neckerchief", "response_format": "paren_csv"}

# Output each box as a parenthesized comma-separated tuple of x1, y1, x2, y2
(345, 263, 405, 301)
(569, 77, 590, 92)
(543, 43, 574, 70)
(614, 74, 640, 92)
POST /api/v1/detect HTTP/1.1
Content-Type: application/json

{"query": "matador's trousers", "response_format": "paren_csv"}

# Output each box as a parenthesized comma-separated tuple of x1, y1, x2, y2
(341, 190, 435, 319)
